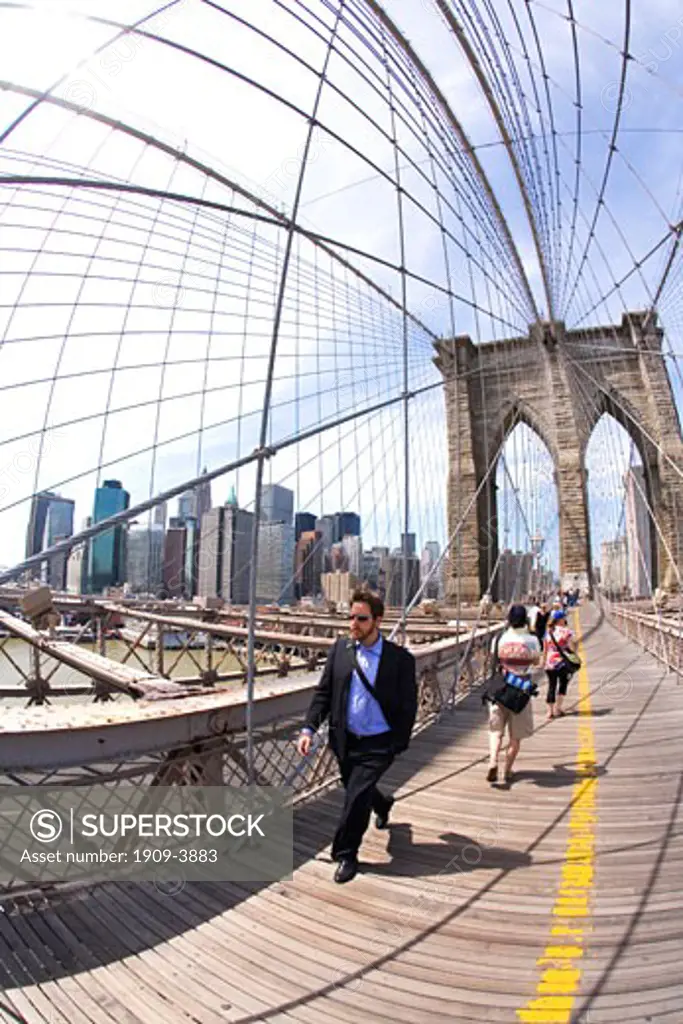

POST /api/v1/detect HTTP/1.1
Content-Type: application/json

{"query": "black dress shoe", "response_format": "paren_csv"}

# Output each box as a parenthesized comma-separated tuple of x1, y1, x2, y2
(333, 859, 358, 884)
(375, 796, 395, 830)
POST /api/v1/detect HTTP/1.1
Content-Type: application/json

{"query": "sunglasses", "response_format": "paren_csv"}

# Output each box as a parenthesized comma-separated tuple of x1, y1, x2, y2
(349, 614, 371, 622)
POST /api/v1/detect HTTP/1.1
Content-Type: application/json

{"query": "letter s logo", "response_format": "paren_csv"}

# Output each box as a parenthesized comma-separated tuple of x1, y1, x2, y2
(29, 809, 63, 843)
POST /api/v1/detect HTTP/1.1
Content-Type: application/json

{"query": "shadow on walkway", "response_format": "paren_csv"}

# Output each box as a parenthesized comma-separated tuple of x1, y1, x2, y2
(508, 762, 608, 788)
(365, 823, 532, 878)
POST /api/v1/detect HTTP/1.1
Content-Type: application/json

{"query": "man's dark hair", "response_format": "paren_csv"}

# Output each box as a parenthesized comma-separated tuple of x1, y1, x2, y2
(351, 589, 384, 619)
(508, 603, 528, 628)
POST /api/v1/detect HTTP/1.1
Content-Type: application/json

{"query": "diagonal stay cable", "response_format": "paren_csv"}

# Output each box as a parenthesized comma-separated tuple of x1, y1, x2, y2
(560, 0, 632, 319)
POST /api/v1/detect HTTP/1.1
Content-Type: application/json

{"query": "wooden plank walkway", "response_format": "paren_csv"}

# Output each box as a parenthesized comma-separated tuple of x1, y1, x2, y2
(1, 603, 681, 1023)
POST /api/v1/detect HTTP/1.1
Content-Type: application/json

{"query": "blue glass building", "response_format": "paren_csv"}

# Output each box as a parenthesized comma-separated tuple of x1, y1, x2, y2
(46, 497, 75, 548)
(25, 492, 54, 559)
(25, 491, 75, 587)
(88, 480, 130, 593)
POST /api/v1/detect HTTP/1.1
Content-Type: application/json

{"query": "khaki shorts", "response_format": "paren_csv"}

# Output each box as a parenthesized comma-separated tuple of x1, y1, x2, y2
(488, 698, 534, 741)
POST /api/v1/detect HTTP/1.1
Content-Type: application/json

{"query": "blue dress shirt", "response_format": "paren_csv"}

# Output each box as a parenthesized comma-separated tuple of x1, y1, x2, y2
(346, 635, 390, 736)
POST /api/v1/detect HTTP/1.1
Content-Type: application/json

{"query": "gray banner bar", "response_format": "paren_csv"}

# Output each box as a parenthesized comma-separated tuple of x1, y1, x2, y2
(0, 786, 292, 885)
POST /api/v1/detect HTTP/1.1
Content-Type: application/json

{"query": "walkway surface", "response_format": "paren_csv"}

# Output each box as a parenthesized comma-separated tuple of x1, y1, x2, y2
(1, 604, 681, 1023)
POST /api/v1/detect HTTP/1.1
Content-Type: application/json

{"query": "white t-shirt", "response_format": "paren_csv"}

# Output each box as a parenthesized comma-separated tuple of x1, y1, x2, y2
(494, 627, 541, 678)
(527, 605, 540, 631)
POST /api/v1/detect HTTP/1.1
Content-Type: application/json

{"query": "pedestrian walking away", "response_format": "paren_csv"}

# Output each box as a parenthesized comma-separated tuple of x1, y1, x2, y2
(296, 589, 417, 884)
(543, 608, 578, 719)
(485, 603, 541, 785)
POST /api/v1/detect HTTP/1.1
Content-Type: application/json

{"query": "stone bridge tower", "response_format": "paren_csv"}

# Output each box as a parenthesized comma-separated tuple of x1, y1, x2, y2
(434, 312, 683, 603)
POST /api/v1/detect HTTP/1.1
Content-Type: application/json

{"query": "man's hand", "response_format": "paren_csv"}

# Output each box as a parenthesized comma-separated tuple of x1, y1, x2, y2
(297, 731, 313, 757)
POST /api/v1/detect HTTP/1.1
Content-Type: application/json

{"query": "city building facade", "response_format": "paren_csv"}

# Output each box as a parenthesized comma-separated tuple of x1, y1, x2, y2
(260, 483, 294, 525)
(126, 525, 165, 595)
(601, 537, 629, 595)
(256, 521, 295, 604)
(624, 465, 652, 597)
(197, 504, 254, 604)
(295, 529, 323, 599)
(88, 480, 130, 593)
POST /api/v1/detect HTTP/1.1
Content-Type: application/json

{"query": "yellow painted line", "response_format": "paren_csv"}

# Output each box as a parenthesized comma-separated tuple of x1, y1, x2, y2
(516, 612, 596, 1023)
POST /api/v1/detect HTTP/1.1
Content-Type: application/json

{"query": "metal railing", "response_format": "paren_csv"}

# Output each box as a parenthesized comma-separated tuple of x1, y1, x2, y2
(0, 622, 501, 898)
(602, 598, 683, 678)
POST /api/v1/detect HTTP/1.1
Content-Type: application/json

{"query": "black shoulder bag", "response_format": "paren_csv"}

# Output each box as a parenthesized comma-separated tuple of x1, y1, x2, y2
(483, 633, 536, 714)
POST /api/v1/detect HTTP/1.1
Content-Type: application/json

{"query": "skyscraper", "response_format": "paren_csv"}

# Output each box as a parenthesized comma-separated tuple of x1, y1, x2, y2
(197, 508, 223, 600)
(25, 491, 75, 587)
(45, 496, 74, 589)
(362, 549, 383, 590)
(401, 532, 416, 557)
(260, 483, 294, 525)
(197, 504, 254, 604)
(177, 492, 195, 520)
(26, 492, 74, 552)
(177, 467, 212, 522)
(163, 522, 187, 597)
(66, 542, 88, 595)
(46, 497, 75, 550)
(385, 553, 420, 607)
(342, 534, 363, 576)
(295, 511, 316, 541)
(25, 492, 53, 560)
(624, 466, 652, 597)
(126, 525, 164, 595)
(420, 541, 441, 599)
(183, 515, 199, 598)
(601, 538, 628, 595)
(295, 530, 324, 599)
(153, 501, 167, 528)
(315, 515, 335, 568)
(88, 480, 130, 594)
(495, 550, 533, 603)
(195, 467, 212, 521)
(333, 511, 360, 543)
(256, 521, 295, 604)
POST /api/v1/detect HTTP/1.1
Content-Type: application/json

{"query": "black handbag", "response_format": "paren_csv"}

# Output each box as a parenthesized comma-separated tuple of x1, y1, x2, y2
(494, 680, 533, 714)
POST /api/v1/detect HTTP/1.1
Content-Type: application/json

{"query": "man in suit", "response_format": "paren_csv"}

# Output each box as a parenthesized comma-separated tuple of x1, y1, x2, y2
(297, 589, 418, 884)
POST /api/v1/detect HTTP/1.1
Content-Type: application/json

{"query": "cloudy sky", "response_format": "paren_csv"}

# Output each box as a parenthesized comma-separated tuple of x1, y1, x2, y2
(0, 0, 681, 588)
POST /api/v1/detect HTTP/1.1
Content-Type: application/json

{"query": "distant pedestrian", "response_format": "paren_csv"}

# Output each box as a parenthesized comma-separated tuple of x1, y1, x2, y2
(527, 597, 541, 633)
(543, 608, 577, 719)
(534, 600, 550, 646)
(486, 604, 541, 784)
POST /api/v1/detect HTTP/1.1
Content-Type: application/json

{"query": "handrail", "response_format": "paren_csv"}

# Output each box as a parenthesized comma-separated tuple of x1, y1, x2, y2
(602, 597, 683, 678)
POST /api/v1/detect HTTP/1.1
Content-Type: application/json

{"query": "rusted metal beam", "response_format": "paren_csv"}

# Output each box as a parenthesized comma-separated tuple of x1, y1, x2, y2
(0, 625, 501, 771)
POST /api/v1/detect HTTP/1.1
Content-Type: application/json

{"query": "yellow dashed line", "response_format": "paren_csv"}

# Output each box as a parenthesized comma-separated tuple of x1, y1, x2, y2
(517, 612, 596, 1023)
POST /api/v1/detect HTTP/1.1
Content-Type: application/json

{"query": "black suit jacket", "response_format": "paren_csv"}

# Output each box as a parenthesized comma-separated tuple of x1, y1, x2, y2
(304, 636, 418, 762)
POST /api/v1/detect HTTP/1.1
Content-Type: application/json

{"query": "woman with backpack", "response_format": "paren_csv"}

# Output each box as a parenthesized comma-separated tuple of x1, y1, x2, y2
(486, 604, 541, 784)
(543, 608, 578, 719)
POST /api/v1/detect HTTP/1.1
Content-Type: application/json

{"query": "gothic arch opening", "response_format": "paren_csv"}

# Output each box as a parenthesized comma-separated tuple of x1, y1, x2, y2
(491, 422, 560, 603)
(585, 413, 656, 597)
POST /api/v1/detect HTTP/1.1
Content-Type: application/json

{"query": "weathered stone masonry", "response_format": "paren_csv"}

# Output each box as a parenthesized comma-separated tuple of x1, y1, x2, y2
(434, 312, 683, 602)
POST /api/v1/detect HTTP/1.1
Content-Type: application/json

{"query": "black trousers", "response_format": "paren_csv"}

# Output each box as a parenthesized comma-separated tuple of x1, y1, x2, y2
(546, 667, 570, 703)
(331, 731, 394, 862)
